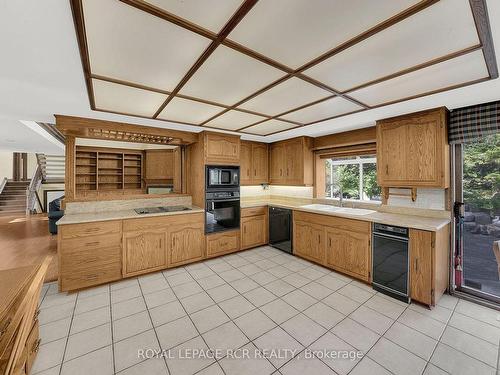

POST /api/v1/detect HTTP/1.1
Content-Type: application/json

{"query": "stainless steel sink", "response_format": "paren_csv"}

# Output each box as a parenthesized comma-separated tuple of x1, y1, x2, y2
(134, 206, 192, 215)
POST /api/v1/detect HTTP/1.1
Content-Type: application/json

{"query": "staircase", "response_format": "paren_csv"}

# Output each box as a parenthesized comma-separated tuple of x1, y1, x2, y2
(38, 154, 65, 182)
(0, 181, 29, 215)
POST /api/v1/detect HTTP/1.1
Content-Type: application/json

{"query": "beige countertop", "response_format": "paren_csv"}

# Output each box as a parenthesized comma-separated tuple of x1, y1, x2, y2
(57, 206, 205, 225)
(241, 199, 450, 232)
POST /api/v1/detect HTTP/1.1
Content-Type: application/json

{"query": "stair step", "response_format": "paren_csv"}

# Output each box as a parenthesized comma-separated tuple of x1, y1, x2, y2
(0, 196, 25, 202)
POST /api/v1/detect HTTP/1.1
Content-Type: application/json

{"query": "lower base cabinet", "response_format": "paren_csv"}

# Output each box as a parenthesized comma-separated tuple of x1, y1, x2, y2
(206, 230, 240, 257)
(123, 229, 167, 276)
(169, 223, 205, 267)
(293, 212, 371, 282)
(58, 213, 205, 291)
(410, 226, 449, 306)
(241, 206, 268, 250)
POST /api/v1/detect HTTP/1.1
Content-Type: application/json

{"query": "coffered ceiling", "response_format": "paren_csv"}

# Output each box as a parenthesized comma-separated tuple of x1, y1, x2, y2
(71, 0, 497, 136)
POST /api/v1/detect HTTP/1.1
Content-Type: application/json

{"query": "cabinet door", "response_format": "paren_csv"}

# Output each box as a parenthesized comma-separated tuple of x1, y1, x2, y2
(285, 139, 303, 184)
(240, 142, 252, 185)
(270, 143, 286, 183)
(168, 224, 205, 267)
(406, 119, 439, 183)
(205, 133, 240, 163)
(241, 215, 266, 249)
(377, 123, 407, 184)
(326, 228, 370, 280)
(252, 143, 269, 184)
(294, 221, 325, 263)
(123, 230, 166, 276)
(145, 150, 173, 180)
(410, 229, 433, 305)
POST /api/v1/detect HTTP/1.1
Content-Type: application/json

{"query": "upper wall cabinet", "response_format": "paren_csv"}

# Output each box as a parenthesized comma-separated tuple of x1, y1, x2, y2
(204, 132, 240, 165)
(270, 137, 314, 186)
(376, 107, 449, 188)
(240, 141, 269, 185)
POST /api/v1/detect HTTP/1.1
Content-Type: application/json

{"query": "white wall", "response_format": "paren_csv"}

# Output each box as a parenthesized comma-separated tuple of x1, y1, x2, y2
(0, 151, 13, 182)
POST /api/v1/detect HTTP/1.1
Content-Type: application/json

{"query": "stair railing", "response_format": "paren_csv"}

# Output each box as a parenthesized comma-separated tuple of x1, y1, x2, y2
(26, 164, 43, 215)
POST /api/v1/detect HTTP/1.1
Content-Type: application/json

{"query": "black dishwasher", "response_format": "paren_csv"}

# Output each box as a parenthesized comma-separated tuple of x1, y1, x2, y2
(372, 223, 409, 303)
(269, 206, 292, 253)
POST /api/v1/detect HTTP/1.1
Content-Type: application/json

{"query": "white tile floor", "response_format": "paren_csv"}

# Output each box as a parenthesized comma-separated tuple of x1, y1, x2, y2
(33, 246, 500, 375)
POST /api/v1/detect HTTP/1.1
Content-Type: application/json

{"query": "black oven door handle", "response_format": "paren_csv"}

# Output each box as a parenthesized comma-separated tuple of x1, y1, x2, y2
(207, 198, 240, 203)
(373, 232, 409, 242)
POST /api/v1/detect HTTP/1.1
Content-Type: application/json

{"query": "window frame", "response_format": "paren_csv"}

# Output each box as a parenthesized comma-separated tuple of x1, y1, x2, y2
(325, 156, 379, 201)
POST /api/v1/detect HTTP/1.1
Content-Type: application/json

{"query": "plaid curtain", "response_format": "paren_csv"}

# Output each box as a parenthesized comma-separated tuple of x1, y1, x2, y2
(449, 100, 500, 144)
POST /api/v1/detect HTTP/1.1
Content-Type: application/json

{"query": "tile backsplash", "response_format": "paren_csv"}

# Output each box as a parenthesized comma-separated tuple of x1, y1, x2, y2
(387, 188, 446, 210)
(240, 185, 314, 199)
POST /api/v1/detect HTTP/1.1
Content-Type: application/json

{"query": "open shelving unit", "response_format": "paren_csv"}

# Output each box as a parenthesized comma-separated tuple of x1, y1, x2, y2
(75, 146, 144, 194)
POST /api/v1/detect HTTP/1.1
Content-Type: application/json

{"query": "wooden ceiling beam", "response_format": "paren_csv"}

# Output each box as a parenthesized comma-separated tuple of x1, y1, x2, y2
(469, 0, 498, 79)
(151, 0, 259, 118)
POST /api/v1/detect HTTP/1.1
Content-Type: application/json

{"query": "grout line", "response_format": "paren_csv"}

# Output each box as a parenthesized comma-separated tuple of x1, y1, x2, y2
(57, 291, 79, 375)
(107, 284, 116, 375)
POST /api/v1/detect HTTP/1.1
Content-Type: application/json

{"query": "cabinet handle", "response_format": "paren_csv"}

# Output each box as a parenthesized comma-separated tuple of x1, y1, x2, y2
(329, 238, 332, 247)
(415, 259, 419, 272)
(318, 235, 320, 244)
(85, 241, 100, 247)
(280, 169, 282, 176)
(254, 169, 256, 176)
(385, 165, 389, 175)
(32, 339, 41, 354)
(287, 168, 289, 176)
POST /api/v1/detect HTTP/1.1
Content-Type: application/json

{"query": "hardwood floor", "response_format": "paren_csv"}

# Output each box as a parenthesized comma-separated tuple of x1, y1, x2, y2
(0, 214, 58, 282)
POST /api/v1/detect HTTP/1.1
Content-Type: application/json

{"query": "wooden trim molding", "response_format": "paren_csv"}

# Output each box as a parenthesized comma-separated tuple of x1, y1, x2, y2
(313, 127, 376, 150)
(469, 0, 498, 78)
(55, 115, 198, 145)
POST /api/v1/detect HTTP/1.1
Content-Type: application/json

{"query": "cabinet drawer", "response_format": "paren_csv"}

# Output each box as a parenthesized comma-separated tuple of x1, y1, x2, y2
(206, 231, 240, 257)
(61, 261, 121, 291)
(241, 206, 267, 217)
(294, 211, 370, 233)
(60, 220, 121, 239)
(60, 233, 121, 254)
(60, 245, 121, 270)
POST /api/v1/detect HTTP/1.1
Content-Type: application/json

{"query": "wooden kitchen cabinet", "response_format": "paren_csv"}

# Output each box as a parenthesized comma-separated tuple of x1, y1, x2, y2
(410, 226, 449, 306)
(377, 107, 449, 188)
(145, 149, 173, 180)
(168, 222, 205, 267)
(293, 221, 325, 264)
(241, 206, 268, 250)
(270, 137, 313, 186)
(123, 229, 167, 276)
(240, 141, 269, 185)
(206, 230, 240, 257)
(204, 132, 240, 164)
(326, 228, 370, 281)
(293, 211, 371, 282)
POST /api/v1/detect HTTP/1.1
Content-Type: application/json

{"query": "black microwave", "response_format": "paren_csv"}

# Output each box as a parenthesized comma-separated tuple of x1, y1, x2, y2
(206, 166, 240, 190)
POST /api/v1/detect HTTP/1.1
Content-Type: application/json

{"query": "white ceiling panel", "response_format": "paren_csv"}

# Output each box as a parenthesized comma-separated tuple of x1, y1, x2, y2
(238, 77, 331, 116)
(304, 0, 480, 92)
(145, 0, 244, 33)
(83, 0, 210, 90)
(157, 97, 225, 124)
(281, 97, 363, 124)
(92, 79, 168, 117)
(349, 50, 489, 107)
(204, 110, 267, 130)
(244, 119, 298, 135)
(179, 45, 284, 105)
(228, 0, 418, 68)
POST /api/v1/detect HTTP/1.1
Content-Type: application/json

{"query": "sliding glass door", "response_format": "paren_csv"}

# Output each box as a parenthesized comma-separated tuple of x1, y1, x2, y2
(454, 134, 500, 302)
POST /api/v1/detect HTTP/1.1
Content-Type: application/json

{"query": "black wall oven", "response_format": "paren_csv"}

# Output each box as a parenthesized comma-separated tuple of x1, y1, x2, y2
(205, 191, 240, 234)
(206, 166, 239, 190)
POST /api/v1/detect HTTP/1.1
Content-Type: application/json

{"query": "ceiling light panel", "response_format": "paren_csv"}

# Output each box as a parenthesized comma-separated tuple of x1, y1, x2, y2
(83, 0, 210, 90)
(145, 0, 244, 33)
(179, 45, 284, 105)
(349, 50, 489, 107)
(92, 79, 168, 117)
(244, 119, 297, 135)
(238, 77, 331, 116)
(281, 97, 363, 124)
(157, 97, 225, 124)
(304, 0, 479, 92)
(204, 110, 267, 130)
(228, 0, 418, 69)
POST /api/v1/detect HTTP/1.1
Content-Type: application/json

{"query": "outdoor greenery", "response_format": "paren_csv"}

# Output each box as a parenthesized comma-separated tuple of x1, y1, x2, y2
(325, 157, 381, 201)
(463, 133, 500, 214)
